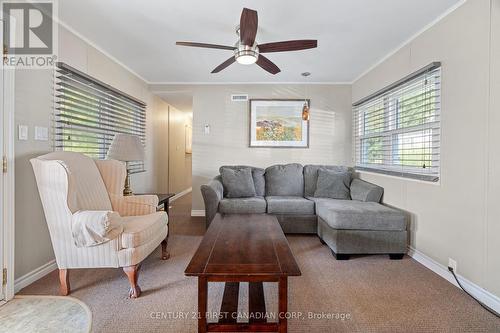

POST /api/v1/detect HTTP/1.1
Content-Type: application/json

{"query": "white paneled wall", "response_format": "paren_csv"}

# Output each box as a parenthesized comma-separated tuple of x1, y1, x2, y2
(353, 0, 500, 297)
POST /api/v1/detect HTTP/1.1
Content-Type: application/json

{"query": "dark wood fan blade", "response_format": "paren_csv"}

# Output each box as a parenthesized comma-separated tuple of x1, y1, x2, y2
(176, 42, 235, 50)
(211, 57, 236, 73)
(256, 55, 280, 75)
(258, 40, 318, 53)
(240, 8, 258, 46)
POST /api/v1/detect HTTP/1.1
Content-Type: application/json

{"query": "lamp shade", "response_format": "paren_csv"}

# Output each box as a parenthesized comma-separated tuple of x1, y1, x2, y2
(107, 134, 145, 162)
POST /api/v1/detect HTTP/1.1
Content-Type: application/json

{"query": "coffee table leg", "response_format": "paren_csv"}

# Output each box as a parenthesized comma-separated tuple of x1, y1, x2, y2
(198, 276, 207, 333)
(279, 276, 288, 333)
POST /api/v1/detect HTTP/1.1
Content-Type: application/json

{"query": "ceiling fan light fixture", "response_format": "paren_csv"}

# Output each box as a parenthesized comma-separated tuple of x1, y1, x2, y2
(234, 42, 259, 65)
(236, 54, 257, 65)
(176, 8, 317, 74)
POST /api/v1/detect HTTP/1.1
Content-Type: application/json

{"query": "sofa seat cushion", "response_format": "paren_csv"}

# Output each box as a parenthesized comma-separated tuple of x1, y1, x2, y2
(121, 212, 168, 248)
(266, 196, 315, 215)
(315, 199, 406, 231)
(219, 197, 267, 214)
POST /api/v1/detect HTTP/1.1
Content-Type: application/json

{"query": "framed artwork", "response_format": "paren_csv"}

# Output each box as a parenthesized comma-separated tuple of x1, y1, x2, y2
(249, 99, 309, 148)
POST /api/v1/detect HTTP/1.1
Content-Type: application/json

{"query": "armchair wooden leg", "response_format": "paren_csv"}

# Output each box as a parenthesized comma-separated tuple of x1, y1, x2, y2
(161, 237, 170, 260)
(123, 265, 141, 298)
(59, 269, 70, 296)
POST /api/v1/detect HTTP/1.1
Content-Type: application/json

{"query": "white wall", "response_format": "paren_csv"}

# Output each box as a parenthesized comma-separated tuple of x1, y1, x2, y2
(14, 25, 166, 279)
(352, 0, 500, 297)
(150, 84, 352, 210)
(486, 0, 500, 298)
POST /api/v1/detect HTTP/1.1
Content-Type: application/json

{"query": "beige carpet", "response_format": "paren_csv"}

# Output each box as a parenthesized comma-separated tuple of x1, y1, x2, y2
(0, 295, 91, 333)
(19, 194, 500, 332)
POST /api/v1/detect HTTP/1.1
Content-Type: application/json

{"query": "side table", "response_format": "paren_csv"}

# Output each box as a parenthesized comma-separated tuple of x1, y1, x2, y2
(137, 193, 175, 215)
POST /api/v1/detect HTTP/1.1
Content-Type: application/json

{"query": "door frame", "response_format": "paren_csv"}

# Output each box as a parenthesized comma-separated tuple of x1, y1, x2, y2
(1, 17, 16, 303)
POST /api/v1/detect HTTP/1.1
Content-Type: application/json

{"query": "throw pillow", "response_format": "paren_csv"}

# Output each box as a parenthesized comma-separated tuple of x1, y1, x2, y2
(220, 167, 256, 198)
(314, 169, 351, 199)
(219, 166, 265, 196)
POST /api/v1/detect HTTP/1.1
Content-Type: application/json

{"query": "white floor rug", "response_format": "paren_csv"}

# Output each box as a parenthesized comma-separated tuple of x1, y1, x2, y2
(0, 295, 92, 333)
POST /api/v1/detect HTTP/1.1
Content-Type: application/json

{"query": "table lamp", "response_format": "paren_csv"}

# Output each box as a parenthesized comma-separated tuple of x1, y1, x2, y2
(107, 134, 145, 196)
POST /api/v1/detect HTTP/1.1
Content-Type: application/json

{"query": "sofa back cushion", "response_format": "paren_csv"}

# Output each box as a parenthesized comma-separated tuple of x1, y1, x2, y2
(314, 169, 352, 199)
(265, 163, 304, 196)
(220, 167, 256, 198)
(219, 166, 265, 196)
(303, 165, 349, 197)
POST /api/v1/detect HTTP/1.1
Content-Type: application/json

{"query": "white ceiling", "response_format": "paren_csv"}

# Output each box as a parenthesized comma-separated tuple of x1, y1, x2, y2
(59, 0, 462, 83)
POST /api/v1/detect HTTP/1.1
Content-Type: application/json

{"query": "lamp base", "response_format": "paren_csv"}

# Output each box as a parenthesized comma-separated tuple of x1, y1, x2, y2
(123, 171, 133, 196)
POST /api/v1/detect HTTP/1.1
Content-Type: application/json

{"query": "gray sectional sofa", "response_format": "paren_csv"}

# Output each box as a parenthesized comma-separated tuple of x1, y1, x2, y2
(201, 164, 407, 260)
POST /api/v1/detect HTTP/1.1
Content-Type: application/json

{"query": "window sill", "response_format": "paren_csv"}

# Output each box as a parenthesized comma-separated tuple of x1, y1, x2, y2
(355, 167, 441, 186)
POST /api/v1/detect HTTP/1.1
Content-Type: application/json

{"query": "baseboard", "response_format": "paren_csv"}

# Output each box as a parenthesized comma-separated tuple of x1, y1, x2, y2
(170, 187, 192, 203)
(408, 246, 500, 313)
(191, 210, 205, 217)
(14, 259, 57, 293)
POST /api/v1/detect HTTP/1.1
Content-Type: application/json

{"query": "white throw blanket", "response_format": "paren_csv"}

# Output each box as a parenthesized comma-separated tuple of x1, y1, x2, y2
(71, 210, 123, 247)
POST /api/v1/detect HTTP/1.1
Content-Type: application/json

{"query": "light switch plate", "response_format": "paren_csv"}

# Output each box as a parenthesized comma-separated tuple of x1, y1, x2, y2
(34, 126, 49, 141)
(18, 125, 28, 141)
(204, 124, 210, 135)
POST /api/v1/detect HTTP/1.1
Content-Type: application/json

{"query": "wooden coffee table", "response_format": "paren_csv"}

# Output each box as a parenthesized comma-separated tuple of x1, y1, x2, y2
(185, 214, 301, 333)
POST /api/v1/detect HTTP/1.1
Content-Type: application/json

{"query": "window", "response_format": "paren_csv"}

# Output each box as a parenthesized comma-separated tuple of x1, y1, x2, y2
(353, 63, 441, 182)
(54, 62, 146, 173)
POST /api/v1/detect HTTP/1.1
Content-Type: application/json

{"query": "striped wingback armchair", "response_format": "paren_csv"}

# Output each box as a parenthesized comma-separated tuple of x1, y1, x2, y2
(31, 151, 169, 298)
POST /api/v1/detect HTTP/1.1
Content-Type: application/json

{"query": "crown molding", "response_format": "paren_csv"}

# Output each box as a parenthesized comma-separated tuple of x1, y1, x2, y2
(56, 19, 150, 84)
(148, 81, 351, 86)
(351, 0, 467, 84)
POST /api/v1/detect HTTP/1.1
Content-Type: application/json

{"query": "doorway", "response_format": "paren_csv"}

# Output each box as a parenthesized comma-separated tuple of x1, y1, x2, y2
(1, 18, 16, 303)
(168, 106, 193, 196)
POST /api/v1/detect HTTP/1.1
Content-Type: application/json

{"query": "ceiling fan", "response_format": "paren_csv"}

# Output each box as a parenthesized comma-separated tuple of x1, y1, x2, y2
(176, 8, 317, 75)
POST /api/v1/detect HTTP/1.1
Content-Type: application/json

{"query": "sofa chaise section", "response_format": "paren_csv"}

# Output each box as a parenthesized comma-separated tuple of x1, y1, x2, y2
(316, 179, 407, 260)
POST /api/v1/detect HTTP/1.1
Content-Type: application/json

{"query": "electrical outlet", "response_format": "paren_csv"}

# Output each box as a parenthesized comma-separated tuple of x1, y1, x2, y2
(448, 258, 457, 272)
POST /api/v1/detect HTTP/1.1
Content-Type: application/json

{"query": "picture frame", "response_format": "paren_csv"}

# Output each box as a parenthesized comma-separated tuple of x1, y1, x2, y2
(249, 99, 310, 148)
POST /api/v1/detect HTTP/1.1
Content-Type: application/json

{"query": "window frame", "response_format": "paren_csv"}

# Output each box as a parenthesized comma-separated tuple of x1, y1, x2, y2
(53, 62, 147, 174)
(353, 62, 441, 182)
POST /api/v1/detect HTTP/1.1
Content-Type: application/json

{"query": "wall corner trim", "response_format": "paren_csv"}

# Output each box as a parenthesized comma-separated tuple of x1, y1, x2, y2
(14, 260, 57, 293)
(408, 246, 500, 313)
(191, 210, 205, 217)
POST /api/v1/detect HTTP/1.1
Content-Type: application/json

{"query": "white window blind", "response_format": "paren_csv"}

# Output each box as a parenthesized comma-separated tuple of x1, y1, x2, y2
(53, 62, 146, 174)
(353, 63, 441, 182)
